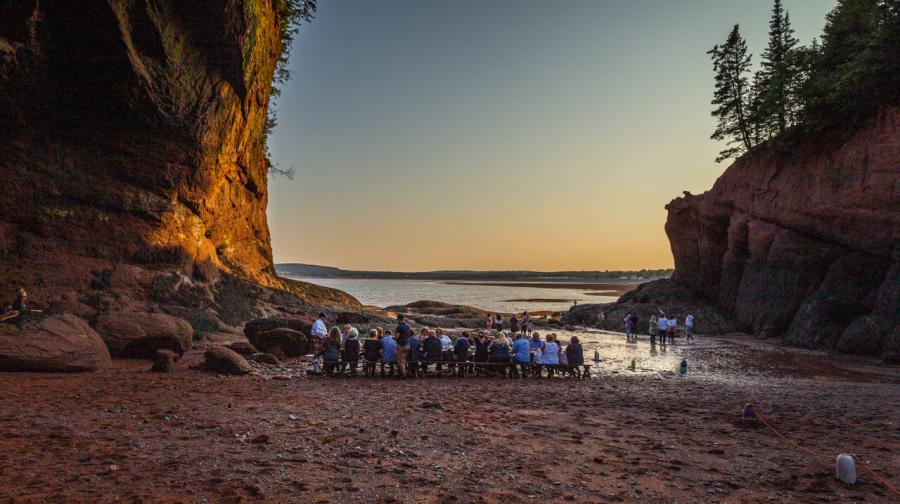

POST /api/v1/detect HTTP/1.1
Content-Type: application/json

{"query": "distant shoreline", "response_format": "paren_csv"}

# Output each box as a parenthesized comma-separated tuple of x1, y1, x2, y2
(444, 280, 639, 295)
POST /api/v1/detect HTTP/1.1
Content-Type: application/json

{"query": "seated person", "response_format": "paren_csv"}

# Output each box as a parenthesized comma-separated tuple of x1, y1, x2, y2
(0, 288, 42, 322)
(341, 327, 361, 377)
(487, 333, 512, 377)
(512, 333, 531, 378)
(454, 332, 470, 377)
(362, 329, 381, 377)
(565, 336, 585, 378)
(408, 329, 422, 378)
(422, 329, 443, 374)
(323, 327, 343, 376)
(380, 330, 398, 377)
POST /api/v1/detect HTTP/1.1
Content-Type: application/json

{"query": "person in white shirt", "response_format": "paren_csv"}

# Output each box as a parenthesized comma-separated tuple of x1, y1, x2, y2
(685, 313, 695, 343)
(657, 315, 669, 346)
(310, 312, 328, 373)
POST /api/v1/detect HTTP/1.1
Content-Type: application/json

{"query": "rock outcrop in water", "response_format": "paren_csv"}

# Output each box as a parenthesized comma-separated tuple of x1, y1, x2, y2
(0, 1, 358, 362)
(664, 108, 898, 356)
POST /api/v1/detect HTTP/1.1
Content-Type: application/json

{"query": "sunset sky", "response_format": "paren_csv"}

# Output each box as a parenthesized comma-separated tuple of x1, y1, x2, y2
(267, 0, 835, 272)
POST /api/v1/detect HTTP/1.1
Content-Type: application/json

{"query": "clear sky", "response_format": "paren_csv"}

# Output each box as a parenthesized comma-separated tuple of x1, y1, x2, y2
(267, 0, 835, 272)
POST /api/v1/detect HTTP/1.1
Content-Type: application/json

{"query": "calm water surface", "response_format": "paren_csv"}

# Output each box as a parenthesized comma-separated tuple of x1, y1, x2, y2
(289, 277, 618, 314)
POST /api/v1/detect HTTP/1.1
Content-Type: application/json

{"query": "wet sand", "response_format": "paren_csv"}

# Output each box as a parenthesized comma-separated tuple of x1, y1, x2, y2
(0, 334, 897, 503)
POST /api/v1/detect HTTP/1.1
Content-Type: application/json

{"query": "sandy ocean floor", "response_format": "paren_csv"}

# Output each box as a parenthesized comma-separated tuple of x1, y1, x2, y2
(0, 333, 898, 503)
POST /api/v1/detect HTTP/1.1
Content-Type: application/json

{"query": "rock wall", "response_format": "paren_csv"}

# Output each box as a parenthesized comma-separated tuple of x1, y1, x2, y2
(665, 108, 899, 356)
(0, 1, 358, 330)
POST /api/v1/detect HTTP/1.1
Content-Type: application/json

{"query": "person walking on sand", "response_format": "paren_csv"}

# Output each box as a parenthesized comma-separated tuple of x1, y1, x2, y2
(649, 314, 658, 345)
(494, 313, 503, 332)
(310, 312, 328, 373)
(522, 311, 530, 335)
(667, 315, 677, 344)
(685, 313, 695, 344)
(624, 313, 635, 343)
(657, 315, 669, 347)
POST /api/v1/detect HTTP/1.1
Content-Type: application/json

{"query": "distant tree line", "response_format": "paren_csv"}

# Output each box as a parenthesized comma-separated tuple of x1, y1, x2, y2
(709, 0, 899, 162)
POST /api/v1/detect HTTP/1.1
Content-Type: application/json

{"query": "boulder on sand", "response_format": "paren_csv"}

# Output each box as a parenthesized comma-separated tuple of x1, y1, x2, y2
(0, 314, 112, 372)
(204, 347, 252, 375)
(95, 310, 194, 358)
(247, 328, 308, 357)
(151, 349, 178, 372)
(228, 341, 258, 356)
(244, 316, 314, 341)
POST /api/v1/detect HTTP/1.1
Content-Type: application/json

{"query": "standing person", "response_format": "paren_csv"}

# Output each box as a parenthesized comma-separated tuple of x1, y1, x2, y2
(494, 313, 503, 331)
(380, 330, 398, 377)
(323, 327, 342, 376)
(486, 314, 494, 332)
(395, 315, 412, 379)
(362, 329, 381, 377)
(667, 315, 677, 344)
(509, 316, 519, 335)
(408, 328, 422, 378)
(685, 313, 695, 344)
(649, 314, 658, 345)
(522, 311, 530, 335)
(341, 324, 352, 345)
(454, 332, 471, 377)
(566, 336, 584, 378)
(624, 313, 635, 343)
(342, 327, 361, 377)
(310, 312, 328, 373)
(657, 315, 669, 347)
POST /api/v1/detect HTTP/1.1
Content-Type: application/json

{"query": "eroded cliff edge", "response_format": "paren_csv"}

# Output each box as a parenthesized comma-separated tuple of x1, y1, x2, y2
(0, 1, 358, 347)
(666, 108, 898, 356)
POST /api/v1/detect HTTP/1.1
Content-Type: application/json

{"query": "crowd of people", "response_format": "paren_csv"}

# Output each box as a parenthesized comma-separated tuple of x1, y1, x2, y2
(623, 311, 696, 345)
(309, 313, 586, 379)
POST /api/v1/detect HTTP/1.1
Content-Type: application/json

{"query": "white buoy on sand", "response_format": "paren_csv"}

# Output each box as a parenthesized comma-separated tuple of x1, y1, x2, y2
(836, 453, 857, 485)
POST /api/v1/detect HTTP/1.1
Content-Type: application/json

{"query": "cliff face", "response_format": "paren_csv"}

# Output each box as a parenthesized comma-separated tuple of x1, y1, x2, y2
(0, 1, 357, 331)
(666, 109, 898, 356)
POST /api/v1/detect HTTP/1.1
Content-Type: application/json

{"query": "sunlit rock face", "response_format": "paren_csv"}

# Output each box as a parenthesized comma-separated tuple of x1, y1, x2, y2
(666, 108, 899, 356)
(0, 1, 358, 323)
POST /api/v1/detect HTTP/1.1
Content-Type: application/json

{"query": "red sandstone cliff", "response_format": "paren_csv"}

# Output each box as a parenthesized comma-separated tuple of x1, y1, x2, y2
(0, 1, 358, 348)
(666, 108, 899, 356)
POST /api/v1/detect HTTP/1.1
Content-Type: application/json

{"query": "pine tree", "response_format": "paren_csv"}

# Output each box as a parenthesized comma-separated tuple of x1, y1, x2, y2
(759, 0, 799, 135)
(708, 25, 755, 162)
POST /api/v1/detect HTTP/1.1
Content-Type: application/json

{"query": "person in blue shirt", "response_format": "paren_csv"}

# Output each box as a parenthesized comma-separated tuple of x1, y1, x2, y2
(380, 330, 398, 378)
(488, 333, 512, 378)
(408, 330, 422, 378)
(454, 332, 471, 377)
(512, 333, 532, 378)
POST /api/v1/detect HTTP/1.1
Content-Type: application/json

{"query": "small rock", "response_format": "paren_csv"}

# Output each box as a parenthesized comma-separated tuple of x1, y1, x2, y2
(151, 349, 177, 372)
(251, 434, 270, 444)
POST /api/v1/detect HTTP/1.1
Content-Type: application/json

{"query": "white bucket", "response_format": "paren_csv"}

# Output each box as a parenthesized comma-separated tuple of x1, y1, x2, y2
(836, 453, 857, 485)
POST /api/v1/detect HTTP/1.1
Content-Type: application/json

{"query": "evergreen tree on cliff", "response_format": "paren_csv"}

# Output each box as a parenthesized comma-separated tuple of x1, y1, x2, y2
(708, 25, 754, 162)
(802, 0, 900, 127)
(759, 0, 799, 136)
